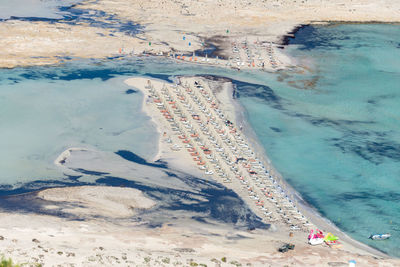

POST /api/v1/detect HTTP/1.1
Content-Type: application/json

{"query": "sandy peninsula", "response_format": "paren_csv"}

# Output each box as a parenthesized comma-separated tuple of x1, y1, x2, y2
(0, 76, 399, 266)
(1, 0, 400, 266)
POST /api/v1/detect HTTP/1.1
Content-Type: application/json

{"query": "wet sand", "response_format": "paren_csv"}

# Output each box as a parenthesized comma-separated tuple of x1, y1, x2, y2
(1, 0, 400, 265)
(0, 75, 398, 266)
(124, 76, 394, 259)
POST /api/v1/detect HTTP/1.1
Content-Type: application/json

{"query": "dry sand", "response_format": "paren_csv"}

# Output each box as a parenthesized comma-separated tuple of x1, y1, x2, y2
(0, 0, 399, 68)
(1, 0, 400, 266)
(1, 76, 399, 266)
(37, 186, 156, 218)
(124, 76, 394, 258)
(2, 206, 398, 267)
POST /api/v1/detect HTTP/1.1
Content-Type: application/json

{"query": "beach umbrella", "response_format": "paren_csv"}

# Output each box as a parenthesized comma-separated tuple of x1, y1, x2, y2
(149, 42, 151, 46)
(226, 29, 230, 34)
(189, 42, 191, 46)
(183, 36, 186, 40)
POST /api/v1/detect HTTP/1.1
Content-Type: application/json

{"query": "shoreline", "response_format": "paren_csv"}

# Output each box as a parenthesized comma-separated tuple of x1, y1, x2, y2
(279, 21, 400, 45)
(0, 20, 398, 71)
(125, 75, 393, 259)
(0, 0, 399, 264)
(0, 46, 394, 261)
(1, 0, 400, 69)
(214, 76, 390, 258)
(136, 76, 209, 178)
(0, 74, 398, 266)
(0, 73, 392, 260)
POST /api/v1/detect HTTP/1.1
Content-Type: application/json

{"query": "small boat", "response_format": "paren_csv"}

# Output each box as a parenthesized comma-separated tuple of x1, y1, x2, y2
(369, 233, 391, 240)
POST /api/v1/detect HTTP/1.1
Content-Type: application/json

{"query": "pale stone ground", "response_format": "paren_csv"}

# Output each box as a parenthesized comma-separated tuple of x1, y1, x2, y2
(1, 76, 399, 266)
(0, 0, 399, 68)
(1, 186, 399, 267)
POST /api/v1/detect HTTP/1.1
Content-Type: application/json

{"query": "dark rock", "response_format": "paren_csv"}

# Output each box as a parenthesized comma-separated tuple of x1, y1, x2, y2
(278, 243, 295, 253)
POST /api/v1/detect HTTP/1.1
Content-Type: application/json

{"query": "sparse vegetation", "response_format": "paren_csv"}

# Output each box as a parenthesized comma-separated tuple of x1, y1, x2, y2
(0, 257, 20, 267)
(162, 257, 170, 264)
(144, 256, 151, 263)
(221, 257, 227, 263)
(229, 260, 242, 267)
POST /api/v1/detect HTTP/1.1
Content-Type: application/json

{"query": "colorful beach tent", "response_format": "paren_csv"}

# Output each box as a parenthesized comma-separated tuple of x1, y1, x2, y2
(324, 233, 339, 245)
(324, 233, 339, 242)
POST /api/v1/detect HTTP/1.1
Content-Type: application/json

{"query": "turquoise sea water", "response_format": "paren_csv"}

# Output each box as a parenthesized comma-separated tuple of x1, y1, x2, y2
(237, 24, 400, 256)
(0, 22, 399, 255)
(0, 0, 82, 19)
(0, 60, 268, 229)
(0, 74, 158, 184)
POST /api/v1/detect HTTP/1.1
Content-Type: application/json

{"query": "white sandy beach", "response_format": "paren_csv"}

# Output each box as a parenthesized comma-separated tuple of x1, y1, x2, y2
(0, 0, 399, 69)
(3, 204, 397, 267)
(1, 0, 400, 266)
(124, 76, 393, 257)
(1, 76, 399, 266)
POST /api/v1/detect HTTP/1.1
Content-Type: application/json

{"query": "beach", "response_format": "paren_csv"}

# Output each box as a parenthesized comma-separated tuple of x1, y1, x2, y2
(0, 75, 398, 266)
(0, 0, 399, 69)
(0, 0, 399, 266)
(124, 75, 393, 258)
(2, 204, 396, 267)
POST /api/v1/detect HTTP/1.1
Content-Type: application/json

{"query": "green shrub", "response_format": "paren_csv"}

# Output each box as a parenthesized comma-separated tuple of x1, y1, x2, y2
(162, 257, 170, 264)
(229, 260, 242, 267)
(0, 257, 20, 267)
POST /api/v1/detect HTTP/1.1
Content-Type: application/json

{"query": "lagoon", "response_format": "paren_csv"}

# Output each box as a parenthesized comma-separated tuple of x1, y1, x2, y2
(0, 23, 399, 256)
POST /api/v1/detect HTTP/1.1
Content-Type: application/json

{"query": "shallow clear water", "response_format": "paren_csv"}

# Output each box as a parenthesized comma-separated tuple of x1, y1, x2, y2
(0, 58, 245, 185)
(0, 60, 267, 229)
(0, 73, 157, 184)
(0, 22, 399, 255)
(0, 0, 82, 19)
(237, 24, 400, 256)
(0, 1, 142, 36)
